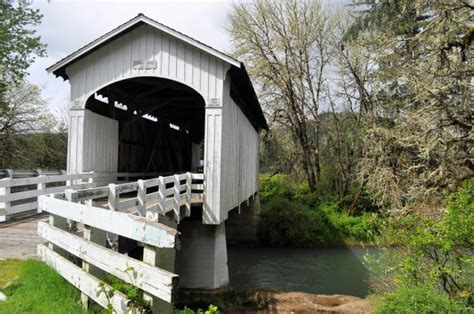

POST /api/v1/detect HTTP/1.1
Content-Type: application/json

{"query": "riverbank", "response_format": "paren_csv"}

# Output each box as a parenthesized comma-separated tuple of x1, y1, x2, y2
(227, 290, 372, 313)
(177, 288, 373, 313)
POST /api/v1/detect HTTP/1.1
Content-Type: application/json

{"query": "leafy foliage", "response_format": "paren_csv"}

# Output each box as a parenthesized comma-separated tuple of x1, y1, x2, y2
(0, 0, 46, 85)
(98, 272, 151, 313)
(368, 180, 474, 311)
(175, 304, 220, 314)
(376, 284, 465, 314)
(258, 174, 380, 246)
(0, 81, 67, 170)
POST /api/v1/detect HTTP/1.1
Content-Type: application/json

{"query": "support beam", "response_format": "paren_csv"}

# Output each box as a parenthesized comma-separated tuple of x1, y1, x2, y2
(176, 221, 229, 289)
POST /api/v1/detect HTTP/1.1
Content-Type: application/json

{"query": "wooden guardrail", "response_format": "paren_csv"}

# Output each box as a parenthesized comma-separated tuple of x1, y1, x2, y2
(36, 172, 204, 312)
(0, 171, 174, 222)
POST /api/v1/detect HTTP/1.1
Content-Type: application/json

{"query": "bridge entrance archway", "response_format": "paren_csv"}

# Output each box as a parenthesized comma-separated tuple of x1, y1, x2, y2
(85, 76, 205, 175)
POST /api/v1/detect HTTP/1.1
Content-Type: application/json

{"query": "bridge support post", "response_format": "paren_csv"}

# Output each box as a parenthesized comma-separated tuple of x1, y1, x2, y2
(176, 220, 228, 289)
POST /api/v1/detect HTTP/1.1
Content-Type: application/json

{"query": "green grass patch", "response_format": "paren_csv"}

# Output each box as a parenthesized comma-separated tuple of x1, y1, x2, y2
(0, 259, 86, 314)
(0, 260, 22, 289)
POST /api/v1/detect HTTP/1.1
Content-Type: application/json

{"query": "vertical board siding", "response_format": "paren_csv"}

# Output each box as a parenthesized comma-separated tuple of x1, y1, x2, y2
(67, 24, 225, 107)
(68, 110, 118, 174)
(219, 76, 260, 216)
(203, 108, 222, 224)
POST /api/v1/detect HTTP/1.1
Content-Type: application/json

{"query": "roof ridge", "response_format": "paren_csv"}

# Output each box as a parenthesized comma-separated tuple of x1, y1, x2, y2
(47, 13, 241, 79)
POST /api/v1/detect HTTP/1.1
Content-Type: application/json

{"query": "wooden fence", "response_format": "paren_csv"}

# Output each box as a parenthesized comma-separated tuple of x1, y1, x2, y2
(37, 172, 204, 312)
(0, 171, 170, 222)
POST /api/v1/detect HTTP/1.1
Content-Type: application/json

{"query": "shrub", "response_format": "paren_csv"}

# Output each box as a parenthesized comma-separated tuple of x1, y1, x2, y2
(321, 203, 380, 242)
(258, 198, 341, 246)
(258, 173, 380, 245)
(377, 284, 464, 314)
(260, 174, 296, 202)
(368, 179, 474, 311)
(260, 174, 318, 207)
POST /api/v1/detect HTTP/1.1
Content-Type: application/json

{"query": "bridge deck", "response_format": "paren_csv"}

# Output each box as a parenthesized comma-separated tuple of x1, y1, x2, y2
(0, 214, 46, 260)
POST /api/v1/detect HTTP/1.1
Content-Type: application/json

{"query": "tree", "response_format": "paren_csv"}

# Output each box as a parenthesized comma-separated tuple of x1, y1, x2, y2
(349, 0, 473, 212)
(346, 0, 473, 308)
(0, 0, 46, 109)
(0, 81, 53, 168)
(228, 0, 335, 193)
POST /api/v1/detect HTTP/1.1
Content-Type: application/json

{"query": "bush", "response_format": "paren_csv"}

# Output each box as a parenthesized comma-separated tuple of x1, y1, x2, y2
(368, 179, 474, 312)
(260, 174, 318, 208)
(377, 284, 464, 314)
(321, 203, 380, 242)
(258, 173, 380, 245)
(258, 198, 341, 246)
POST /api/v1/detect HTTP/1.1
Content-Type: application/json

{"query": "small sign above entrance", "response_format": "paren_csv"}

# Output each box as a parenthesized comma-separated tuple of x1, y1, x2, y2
(133, 60, 157, 70)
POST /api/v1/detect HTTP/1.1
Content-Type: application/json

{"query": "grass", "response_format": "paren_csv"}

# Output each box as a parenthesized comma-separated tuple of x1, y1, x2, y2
(0, 259, 86, 314)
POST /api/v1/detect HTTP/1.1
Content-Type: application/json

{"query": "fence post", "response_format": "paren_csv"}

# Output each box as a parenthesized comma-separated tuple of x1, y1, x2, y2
(0, 177, 11, 222)
(88, 172, 95, 189)
(185, 172, 192, 217)
(65, 189, 106, 309)
(158, 176, 165, 216)
(142, 210, 175, 313)
(61, 170, 72, 187)
(36, 170, 45, 213)
(173, 174, 181, 223)
(48, 193, 69, 256)
(107, 183, 119, 249)
(137, 179, 147, 217)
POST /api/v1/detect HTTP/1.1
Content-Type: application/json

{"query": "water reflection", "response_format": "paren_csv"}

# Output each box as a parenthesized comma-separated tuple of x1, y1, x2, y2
(228, 246, 379, 297)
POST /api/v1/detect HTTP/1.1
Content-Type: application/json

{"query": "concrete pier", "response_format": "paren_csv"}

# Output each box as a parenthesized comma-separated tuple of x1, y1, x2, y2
(176, 220, 229, 289)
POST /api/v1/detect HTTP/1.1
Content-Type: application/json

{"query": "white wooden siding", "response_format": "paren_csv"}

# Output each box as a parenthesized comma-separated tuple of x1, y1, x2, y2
(67, 24, 227, 107)
(220, 77, 259, 216)
(203, 107, 223, 224)
(68, 109, 118, 174)
(202, 76, 260, 224)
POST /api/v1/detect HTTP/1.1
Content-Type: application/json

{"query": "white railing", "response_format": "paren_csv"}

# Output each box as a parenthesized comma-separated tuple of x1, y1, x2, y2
(37, 172, 204, 312)
(0, 171, 181, 222)
(62, 172, 204, 223)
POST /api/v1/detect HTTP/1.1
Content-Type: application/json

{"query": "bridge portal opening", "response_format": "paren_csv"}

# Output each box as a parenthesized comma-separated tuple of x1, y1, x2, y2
(85, 77, 205, 175)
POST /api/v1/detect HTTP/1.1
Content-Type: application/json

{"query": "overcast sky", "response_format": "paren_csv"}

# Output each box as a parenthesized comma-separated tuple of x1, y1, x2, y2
(27, 0, 237, 114)
(27, 0, 347, 115)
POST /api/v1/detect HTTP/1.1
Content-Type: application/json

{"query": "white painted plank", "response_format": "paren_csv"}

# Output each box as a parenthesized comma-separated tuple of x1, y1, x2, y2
(38, 244, 130, 313)
(1, 182, 95, 203)
(38, 222, 177, 302)
(38, 196, 177, 248)
(6, 202, 37, 215)
(0, 172, 95, 188)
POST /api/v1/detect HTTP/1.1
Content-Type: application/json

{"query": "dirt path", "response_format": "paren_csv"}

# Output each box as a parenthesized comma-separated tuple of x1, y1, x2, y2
(0, 214, 47, 260)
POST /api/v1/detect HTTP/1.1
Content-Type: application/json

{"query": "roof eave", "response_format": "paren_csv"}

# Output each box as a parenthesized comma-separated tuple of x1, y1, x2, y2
(46, 14, 241, 78)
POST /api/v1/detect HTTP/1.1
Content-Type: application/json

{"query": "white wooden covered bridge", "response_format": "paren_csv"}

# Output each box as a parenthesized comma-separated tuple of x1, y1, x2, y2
(34, 13, 267, 313)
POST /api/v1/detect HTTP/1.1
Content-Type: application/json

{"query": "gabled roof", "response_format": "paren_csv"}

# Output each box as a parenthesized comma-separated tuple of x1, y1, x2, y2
(47, 14, 268, 130)
(47, 13, 241, 79)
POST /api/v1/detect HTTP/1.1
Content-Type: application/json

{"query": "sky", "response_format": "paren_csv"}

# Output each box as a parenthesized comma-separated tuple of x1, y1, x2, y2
(27, 0, 235, 114)
(26, 0, 348, 115)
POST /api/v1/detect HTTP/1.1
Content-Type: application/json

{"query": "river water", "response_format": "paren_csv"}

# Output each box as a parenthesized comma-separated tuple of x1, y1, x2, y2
(228, 246, 379, 297)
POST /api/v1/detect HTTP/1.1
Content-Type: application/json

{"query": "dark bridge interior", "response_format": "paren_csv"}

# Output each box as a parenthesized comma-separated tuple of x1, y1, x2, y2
(85, 77, 205, 174)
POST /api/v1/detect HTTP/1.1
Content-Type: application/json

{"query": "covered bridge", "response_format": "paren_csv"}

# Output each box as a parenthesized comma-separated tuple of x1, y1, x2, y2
(45, 13, 267, 302)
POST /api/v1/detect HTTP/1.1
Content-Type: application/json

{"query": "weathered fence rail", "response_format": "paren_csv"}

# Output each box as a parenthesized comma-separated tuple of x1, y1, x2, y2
(0, 171, 171, 222)
(37, 172, 204, 312)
